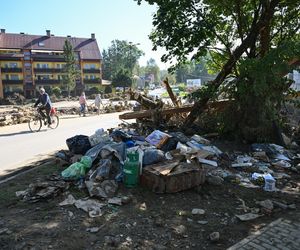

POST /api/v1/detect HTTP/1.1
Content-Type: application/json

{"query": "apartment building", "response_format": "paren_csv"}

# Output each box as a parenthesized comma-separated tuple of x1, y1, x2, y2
(0, 29, 102, 98)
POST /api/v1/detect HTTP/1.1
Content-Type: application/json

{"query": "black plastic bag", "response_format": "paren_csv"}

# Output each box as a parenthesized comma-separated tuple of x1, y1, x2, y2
(66, 135, 92, 154)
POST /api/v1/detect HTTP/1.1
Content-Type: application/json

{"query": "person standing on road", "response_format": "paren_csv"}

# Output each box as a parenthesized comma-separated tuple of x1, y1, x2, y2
(79, 92, 87, 116)
(94, 93, 103, 115)
(34, 87, 52, 126)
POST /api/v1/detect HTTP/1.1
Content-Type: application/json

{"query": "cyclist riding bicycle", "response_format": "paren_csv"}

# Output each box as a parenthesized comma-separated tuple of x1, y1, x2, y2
(34, 87, 53, 126)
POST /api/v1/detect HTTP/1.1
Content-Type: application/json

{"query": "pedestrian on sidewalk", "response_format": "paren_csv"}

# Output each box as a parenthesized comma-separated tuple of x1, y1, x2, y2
(34, 87, 53, 126)
(94, 93, 103, 115)
(79, 92, 87, 117)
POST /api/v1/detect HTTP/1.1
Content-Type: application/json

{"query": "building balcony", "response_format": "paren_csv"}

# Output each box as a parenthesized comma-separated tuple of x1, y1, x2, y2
(83, 68, 101, 74)
(32, 54, 65, 62)
(35, 79, 61, 85)
(0, 54, 23, 60)
(2, 79, 23, 84)
(84, 78, 101, 84)
(34, 68, 64, 73)
(1, 67, 22, 73)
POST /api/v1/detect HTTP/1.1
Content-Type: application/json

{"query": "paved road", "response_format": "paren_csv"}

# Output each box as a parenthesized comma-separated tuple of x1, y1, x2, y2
(228, 218, 300, 250)
(0, 112, 127, 177)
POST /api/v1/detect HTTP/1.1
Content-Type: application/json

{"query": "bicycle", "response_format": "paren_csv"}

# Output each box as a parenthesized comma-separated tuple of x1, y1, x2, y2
(28, 106, 59, 132)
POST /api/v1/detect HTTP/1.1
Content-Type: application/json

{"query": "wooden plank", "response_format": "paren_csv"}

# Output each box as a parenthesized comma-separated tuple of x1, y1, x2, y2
(163, 78, 180, 107)
(119, 106, 193, 120)
(119, 99, 233, 120)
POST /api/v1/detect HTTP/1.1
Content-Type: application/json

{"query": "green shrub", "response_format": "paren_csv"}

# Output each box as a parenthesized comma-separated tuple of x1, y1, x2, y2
(52, 87, 62, 97)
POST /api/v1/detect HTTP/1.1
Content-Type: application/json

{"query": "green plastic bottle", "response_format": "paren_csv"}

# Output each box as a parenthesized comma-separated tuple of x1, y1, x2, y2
(123, 152, 140, 187)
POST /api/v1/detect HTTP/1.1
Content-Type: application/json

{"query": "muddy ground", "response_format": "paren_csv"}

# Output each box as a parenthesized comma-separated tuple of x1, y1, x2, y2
(0, 148, 299, 250)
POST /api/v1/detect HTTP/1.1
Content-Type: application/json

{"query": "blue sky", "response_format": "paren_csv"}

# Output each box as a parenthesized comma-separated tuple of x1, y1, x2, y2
(1, 0, 169, 69)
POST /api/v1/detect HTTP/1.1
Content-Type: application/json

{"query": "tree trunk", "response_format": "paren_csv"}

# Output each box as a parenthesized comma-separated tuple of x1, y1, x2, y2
(183, 0, 280, 128)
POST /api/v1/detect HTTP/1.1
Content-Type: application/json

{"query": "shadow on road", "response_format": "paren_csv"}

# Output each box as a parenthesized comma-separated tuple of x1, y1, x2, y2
(0, 129, 48, 137)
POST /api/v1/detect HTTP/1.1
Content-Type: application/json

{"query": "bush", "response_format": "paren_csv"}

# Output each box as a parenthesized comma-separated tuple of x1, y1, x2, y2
(89, 86, 102, 95)
(52, 87, 62, 97)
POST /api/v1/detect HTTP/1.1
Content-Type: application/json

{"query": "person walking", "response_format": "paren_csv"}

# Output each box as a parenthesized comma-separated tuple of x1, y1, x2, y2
(34, 87, 53, 126)
(79, 92, 87, 116)
(94, 93, 103, 115)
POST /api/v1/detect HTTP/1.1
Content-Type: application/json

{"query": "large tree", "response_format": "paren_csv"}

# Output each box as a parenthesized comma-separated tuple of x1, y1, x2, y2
(176, 58, 212, 83)
(136, 0, 300, 141)
(112, 68, 132, 91)
(145, 58, 160, 83)
(63, 40, 80, 97)
(102, 40, 144, 82)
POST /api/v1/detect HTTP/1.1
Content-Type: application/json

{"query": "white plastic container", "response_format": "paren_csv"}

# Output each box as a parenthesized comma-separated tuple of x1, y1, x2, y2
(263, 178, 276, 192)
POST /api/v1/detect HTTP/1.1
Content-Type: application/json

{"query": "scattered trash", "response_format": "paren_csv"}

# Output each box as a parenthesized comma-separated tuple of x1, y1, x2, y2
(74, 198, 105, 218)
(59, 194, 76, 206)
(236, 213, 261, 221)
(61, 156, 92, 180)
(198, 158, 218, 167)
(256, 199, 274, 211)
(89, 129, 110, 146)
(85, 180, 118, 199)
(108, 197, 123, 206)
(231, 162, 253, 168)
(89, 159, 112, 181)
(145, 130, 170, 148)
(86, 227, 100, 233)
(272, 201, 296, 210)
(192, 208, 205, 215)
(263, 175, 276, 192)
(66, 135, 92, 155)
(16, 180, 69, 202)
(197, 220, 208, 225)
(272, 160, 291, 168)
(209, 232, 220, 242)
(173, 225, 187, 235)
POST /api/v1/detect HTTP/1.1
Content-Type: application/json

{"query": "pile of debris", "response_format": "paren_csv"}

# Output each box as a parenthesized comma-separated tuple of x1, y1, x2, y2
(0, 107, 31, 126)
(0, 100, 133, 127)
(57, 101, 133, 116)
(0, 93, 27, 105)
(16, 123, 299, 222)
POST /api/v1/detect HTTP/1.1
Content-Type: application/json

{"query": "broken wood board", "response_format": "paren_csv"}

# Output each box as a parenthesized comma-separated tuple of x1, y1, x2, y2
(141, 161, 206, 193)
(119, 99, 232, 120)
(119, 106, 193, 120)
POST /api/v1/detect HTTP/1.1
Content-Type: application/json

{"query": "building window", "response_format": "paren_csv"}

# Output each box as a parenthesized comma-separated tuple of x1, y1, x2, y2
(38, 42, 45, 47)
(84, 64, 96, 69)
(90, 75, 95, 79)
(9, 63, 18, 68)
(41, 64, 49, 69)
(42, 75, 50, 80)
(37, 63, 40, 68)
(10, 74, 19, 80)
(5, 74, 9, 80)
(85, 75, 88, 79)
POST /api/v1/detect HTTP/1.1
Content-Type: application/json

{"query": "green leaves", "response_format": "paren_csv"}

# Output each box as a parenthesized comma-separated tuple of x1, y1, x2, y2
(63, 40, 80, 96)
(102, 40, 144, 81)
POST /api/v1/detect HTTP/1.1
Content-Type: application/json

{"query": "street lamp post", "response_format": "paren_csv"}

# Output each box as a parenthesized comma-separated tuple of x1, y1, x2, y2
(128, 42, 140, 88)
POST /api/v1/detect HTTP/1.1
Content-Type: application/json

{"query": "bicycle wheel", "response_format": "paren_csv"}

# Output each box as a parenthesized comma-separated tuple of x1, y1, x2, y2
(48, 115, 59, 129)
(28, 117, 42, 132)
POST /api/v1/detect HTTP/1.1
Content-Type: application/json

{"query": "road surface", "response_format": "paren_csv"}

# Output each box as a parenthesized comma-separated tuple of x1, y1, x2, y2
(0, 112, 128, 177)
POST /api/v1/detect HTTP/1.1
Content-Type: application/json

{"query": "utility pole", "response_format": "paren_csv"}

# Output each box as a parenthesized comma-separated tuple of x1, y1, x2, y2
(128, 42, 140, 88)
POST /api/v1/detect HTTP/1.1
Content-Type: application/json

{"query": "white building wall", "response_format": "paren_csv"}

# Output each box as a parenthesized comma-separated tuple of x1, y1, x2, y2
(290, 70, 300, 91)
